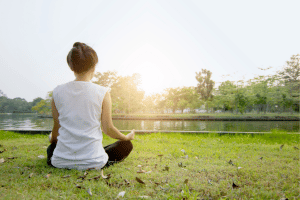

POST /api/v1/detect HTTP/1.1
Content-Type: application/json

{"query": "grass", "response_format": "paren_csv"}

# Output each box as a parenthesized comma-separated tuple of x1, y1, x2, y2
(0, 130, 299, 199)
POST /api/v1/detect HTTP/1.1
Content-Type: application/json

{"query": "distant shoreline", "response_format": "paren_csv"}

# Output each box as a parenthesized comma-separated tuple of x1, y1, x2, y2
(112, 115, 299, 121)
(2, 113, 297, 121)
(34, 114, 300, 121)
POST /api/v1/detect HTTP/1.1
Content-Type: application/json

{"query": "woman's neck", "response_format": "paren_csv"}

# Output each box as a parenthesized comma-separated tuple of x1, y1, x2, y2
(74, 76, 91, 82)
(74, 71, 93, 82)
(74, 67, 95, 82)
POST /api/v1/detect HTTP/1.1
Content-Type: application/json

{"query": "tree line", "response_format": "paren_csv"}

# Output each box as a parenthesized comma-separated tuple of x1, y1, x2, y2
(0, 90, 43, 113)
(1, 54, 298, 115)
(92, 54, 299, 114)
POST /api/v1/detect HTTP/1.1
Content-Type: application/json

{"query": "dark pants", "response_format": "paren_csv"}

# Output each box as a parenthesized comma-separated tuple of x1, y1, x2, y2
(47, 140, 133, 169)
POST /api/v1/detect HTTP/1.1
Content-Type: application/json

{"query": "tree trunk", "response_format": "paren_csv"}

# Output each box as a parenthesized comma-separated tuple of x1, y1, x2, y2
(290, 106, 293, 115)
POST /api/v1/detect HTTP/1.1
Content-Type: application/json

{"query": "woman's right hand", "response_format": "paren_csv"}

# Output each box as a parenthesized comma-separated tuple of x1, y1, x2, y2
(125, 129, 135, 141)
(49, 132, 52, 143)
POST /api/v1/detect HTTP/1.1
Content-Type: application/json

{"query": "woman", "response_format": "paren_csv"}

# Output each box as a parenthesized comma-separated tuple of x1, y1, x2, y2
(47, 42, 134, 170)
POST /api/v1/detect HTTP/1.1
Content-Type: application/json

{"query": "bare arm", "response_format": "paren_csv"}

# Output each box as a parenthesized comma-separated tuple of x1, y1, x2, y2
(50, 98, 60, 144)
(101, 92, 134, 141)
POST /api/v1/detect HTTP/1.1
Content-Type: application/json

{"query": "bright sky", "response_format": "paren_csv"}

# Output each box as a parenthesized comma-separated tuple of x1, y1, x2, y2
(0, 0, 299, 102)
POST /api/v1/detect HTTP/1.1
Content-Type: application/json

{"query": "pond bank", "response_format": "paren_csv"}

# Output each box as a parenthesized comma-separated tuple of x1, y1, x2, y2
(112, 115, 300, 121)
(37, 114, 300, 121)
(1, 129, 299, 135)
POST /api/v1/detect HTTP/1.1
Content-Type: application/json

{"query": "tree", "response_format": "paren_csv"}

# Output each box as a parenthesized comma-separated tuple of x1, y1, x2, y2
(11, 97, 28, 113)
(142, 96, 153, 113)
(93, 71, 118, 88)
(142, 93, 164, 113)
(158, 87, 200, 113)
(30, 97, 43, 108)
(235, 89, 249, 114)
(31, 92, 52, 115)
(248, 76, 270, 114)
(280, 54, 300, 87)
(155, 93, 166, 113)
(195, 69, 215, 111)
(0, 90, 7, 97)
(177, 87, 200, 113)
(163, 88, 181, 113)
(0, 95, 9, 113)
(93, 72, 145, 114)
(279, 54, 300, 112)
(216, 80, 236, 112)
(114, 74, 144, 114)
(0, 90, 43, 113)
(280, 93, 294, 113)
(0, 91, 11, 113)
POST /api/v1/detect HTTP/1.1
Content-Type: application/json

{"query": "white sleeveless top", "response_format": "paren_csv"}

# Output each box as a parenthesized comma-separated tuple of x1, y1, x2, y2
(51, 81, 109, 170)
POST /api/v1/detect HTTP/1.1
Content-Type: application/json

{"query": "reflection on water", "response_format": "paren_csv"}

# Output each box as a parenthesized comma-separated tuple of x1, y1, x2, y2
(0, 113, 299, 132)
(153, 121, 160, 130)
(0, 114, 53, 130)
(113, 120, 299, 132)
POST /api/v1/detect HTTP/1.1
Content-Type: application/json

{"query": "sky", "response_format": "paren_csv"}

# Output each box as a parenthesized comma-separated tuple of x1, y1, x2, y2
(0, 0, 299, 102)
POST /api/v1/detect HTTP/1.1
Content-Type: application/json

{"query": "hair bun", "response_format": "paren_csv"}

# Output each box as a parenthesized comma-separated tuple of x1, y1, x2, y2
(67, 42, 98, 74)
(73, 42, 82, 48)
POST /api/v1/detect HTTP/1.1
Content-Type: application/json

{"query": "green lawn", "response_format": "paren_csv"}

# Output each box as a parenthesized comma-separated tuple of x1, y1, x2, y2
(0, 130, 299, 199)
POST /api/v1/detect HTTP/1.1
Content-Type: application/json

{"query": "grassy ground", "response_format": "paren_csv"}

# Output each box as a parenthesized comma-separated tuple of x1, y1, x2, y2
(0, 130, 299, 199)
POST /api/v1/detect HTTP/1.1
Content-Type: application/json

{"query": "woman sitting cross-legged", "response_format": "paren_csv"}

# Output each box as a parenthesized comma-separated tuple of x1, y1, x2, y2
(47, 42, 134, 170)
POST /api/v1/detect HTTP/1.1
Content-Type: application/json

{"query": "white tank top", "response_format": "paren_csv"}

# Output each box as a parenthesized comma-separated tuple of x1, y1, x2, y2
(51, 81, 109, 170)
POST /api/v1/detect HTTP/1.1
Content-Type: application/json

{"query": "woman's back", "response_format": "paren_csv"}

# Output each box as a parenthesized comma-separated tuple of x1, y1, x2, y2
(47, 42, 134, 171)
(51, 81, 110, 170)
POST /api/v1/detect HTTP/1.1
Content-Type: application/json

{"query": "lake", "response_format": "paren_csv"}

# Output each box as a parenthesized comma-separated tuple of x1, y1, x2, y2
(0, 113, 299, 132)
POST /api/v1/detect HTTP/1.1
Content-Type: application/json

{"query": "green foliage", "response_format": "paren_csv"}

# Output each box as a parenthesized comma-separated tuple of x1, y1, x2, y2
(31, 97, 43, 108)
(195, 69, 215, 101)
(0, 90, 7, 97)
(211, 55, 299, 114)
(31, 92, 52, 115)
(0, 95, 40, 113)
(0, 90, 44, 114)
(157, 87, 200, 113)
(2, 54, 299, 115)
(93, 55, 298, 114)
(279, 54, 300, 112)
(93, 71, 144, 114)
(235, 90, 249, 114)
(280, 54, 300, 87)
(93, 70, 118, 87)
(163, 88, 181, 113)
(216, 80, 237, 112)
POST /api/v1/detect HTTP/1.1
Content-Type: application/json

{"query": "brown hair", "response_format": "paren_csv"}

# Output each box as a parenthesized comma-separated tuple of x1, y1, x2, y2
(67, 42, 98, 74)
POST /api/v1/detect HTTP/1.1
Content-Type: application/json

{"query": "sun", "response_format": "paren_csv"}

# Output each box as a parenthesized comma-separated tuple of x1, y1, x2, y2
(136, 62, 167, 95)
(119, 43, 178, 95)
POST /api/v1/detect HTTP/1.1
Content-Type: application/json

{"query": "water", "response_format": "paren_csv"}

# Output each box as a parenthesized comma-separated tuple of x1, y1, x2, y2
(0, 113, 299, 132)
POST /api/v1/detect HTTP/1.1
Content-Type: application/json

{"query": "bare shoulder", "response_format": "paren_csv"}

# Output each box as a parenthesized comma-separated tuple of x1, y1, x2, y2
(101, 91, 112, 122)
(103, 90, 111, 101)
